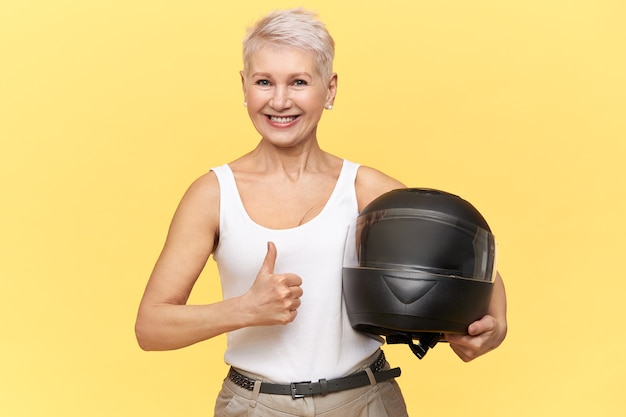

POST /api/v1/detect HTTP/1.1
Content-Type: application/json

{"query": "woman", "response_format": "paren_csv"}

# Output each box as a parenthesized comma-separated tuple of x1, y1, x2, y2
(135, 8, 507, 416)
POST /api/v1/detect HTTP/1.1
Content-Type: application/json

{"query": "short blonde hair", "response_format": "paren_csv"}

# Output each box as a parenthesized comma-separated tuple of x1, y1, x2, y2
(242, 8, 335, 82)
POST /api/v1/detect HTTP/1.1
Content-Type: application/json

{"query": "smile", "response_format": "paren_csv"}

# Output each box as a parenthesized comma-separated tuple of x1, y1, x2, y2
(268, 115, 298, 124)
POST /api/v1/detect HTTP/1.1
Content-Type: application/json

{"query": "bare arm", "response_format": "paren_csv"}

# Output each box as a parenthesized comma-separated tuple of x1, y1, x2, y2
(134, 172, 303, 351)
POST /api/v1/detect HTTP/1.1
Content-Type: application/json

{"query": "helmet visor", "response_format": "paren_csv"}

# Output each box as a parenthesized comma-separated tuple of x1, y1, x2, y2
(344, 208, 497, 282)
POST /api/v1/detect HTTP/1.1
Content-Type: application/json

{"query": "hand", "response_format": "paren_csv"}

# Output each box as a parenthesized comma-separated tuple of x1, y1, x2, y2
(445, 314, 507, 362)
(240, 242, 303, 326)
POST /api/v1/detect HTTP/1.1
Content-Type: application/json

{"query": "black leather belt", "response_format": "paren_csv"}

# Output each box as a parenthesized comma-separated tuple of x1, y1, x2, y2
(227, 351, 401, 399)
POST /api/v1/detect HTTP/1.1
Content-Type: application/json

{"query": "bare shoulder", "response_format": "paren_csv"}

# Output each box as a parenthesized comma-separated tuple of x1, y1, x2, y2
(167, 170, 221, 251)
(355, 165, 406, 212)
(178, 170, 220, 213)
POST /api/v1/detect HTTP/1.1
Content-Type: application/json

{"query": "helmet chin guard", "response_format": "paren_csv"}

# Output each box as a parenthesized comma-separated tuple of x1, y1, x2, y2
(342, 188, 496, 359)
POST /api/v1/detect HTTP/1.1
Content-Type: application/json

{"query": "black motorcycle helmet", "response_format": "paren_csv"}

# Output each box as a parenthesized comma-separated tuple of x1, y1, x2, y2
(342, 188, 496, 358)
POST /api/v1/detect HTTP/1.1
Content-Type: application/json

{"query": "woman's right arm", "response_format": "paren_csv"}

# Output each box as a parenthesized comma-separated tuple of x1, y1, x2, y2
(134, 172, 238, 350)
(135, 172, 302, 351)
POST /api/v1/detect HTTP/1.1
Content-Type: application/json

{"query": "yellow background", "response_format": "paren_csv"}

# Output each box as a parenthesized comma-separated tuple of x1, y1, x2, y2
(1, 0, 624, 416)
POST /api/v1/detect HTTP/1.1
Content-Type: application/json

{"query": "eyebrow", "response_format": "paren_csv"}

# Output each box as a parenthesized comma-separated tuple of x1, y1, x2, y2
(251, 72, 313, 79)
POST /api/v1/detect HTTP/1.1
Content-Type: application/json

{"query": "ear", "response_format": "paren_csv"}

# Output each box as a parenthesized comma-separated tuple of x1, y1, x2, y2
(325, 73, 338, 108)
(240, 70, 247, 97)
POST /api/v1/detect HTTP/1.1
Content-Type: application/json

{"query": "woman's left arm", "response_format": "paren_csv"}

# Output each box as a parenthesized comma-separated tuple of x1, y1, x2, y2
(445, 272, 508, 362)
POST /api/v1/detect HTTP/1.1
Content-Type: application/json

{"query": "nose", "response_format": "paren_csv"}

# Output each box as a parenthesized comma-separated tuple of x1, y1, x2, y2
(269, 85, 292, 110)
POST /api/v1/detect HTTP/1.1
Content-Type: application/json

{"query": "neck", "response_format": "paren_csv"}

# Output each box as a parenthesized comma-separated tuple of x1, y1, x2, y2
(249, 138, 330, 178)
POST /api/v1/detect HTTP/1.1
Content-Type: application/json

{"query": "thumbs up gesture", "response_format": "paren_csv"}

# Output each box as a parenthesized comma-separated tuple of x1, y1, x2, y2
(240, 242, 303, 326)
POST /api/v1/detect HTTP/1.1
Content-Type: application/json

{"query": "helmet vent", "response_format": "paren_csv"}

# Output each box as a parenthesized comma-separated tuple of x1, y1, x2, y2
(407, 188, 448, 196)
(381, 275, 438, 304)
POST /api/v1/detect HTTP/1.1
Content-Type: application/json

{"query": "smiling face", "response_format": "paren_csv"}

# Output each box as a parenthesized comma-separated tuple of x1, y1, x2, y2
(242, 45, 337, 149)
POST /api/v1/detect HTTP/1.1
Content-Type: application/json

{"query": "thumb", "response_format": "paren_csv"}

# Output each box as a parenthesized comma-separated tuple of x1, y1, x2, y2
(468, 315, 496, 336)
(260, 241, 277, 274)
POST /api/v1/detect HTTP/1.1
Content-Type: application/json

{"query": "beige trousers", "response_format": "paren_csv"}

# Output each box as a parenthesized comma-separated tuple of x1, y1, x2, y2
(213, 351, 408, 417)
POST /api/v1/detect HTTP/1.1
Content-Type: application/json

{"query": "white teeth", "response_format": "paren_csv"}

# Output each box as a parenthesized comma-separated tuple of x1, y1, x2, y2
(270, 116, 297, 123)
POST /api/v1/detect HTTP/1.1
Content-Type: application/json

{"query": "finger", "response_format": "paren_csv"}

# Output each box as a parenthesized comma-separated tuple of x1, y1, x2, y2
(446, 331, 483, 349)
(445, 333, 474, 351)
(260, 241, 277, 274)
(468, 315, 496, 336)
(290, 297, 302, 310)
(444, 333, 461, 344)
(290, 285, 303, 298)
(449, 344, 474, 363)
(284, 273, 303, 287)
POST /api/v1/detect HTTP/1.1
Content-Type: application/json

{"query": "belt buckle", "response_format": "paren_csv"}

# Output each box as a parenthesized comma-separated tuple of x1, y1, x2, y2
(290, 381, 311, 399)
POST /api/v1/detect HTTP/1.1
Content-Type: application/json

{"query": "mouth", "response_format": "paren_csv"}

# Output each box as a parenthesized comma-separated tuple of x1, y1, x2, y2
(267, 115, 299, 125)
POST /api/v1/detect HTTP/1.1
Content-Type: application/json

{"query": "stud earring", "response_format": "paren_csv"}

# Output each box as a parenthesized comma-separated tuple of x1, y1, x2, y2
(326, 105, 333, 110)
(243, 101, 247, 107)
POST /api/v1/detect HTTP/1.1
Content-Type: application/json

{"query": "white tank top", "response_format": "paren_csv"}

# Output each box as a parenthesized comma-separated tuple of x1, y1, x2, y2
(211, 160, 382, 383)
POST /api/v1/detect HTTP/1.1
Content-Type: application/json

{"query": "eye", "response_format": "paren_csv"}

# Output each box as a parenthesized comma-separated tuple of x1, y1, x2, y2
(255, 79, 271, 86)
(293, 79, 308, 86)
